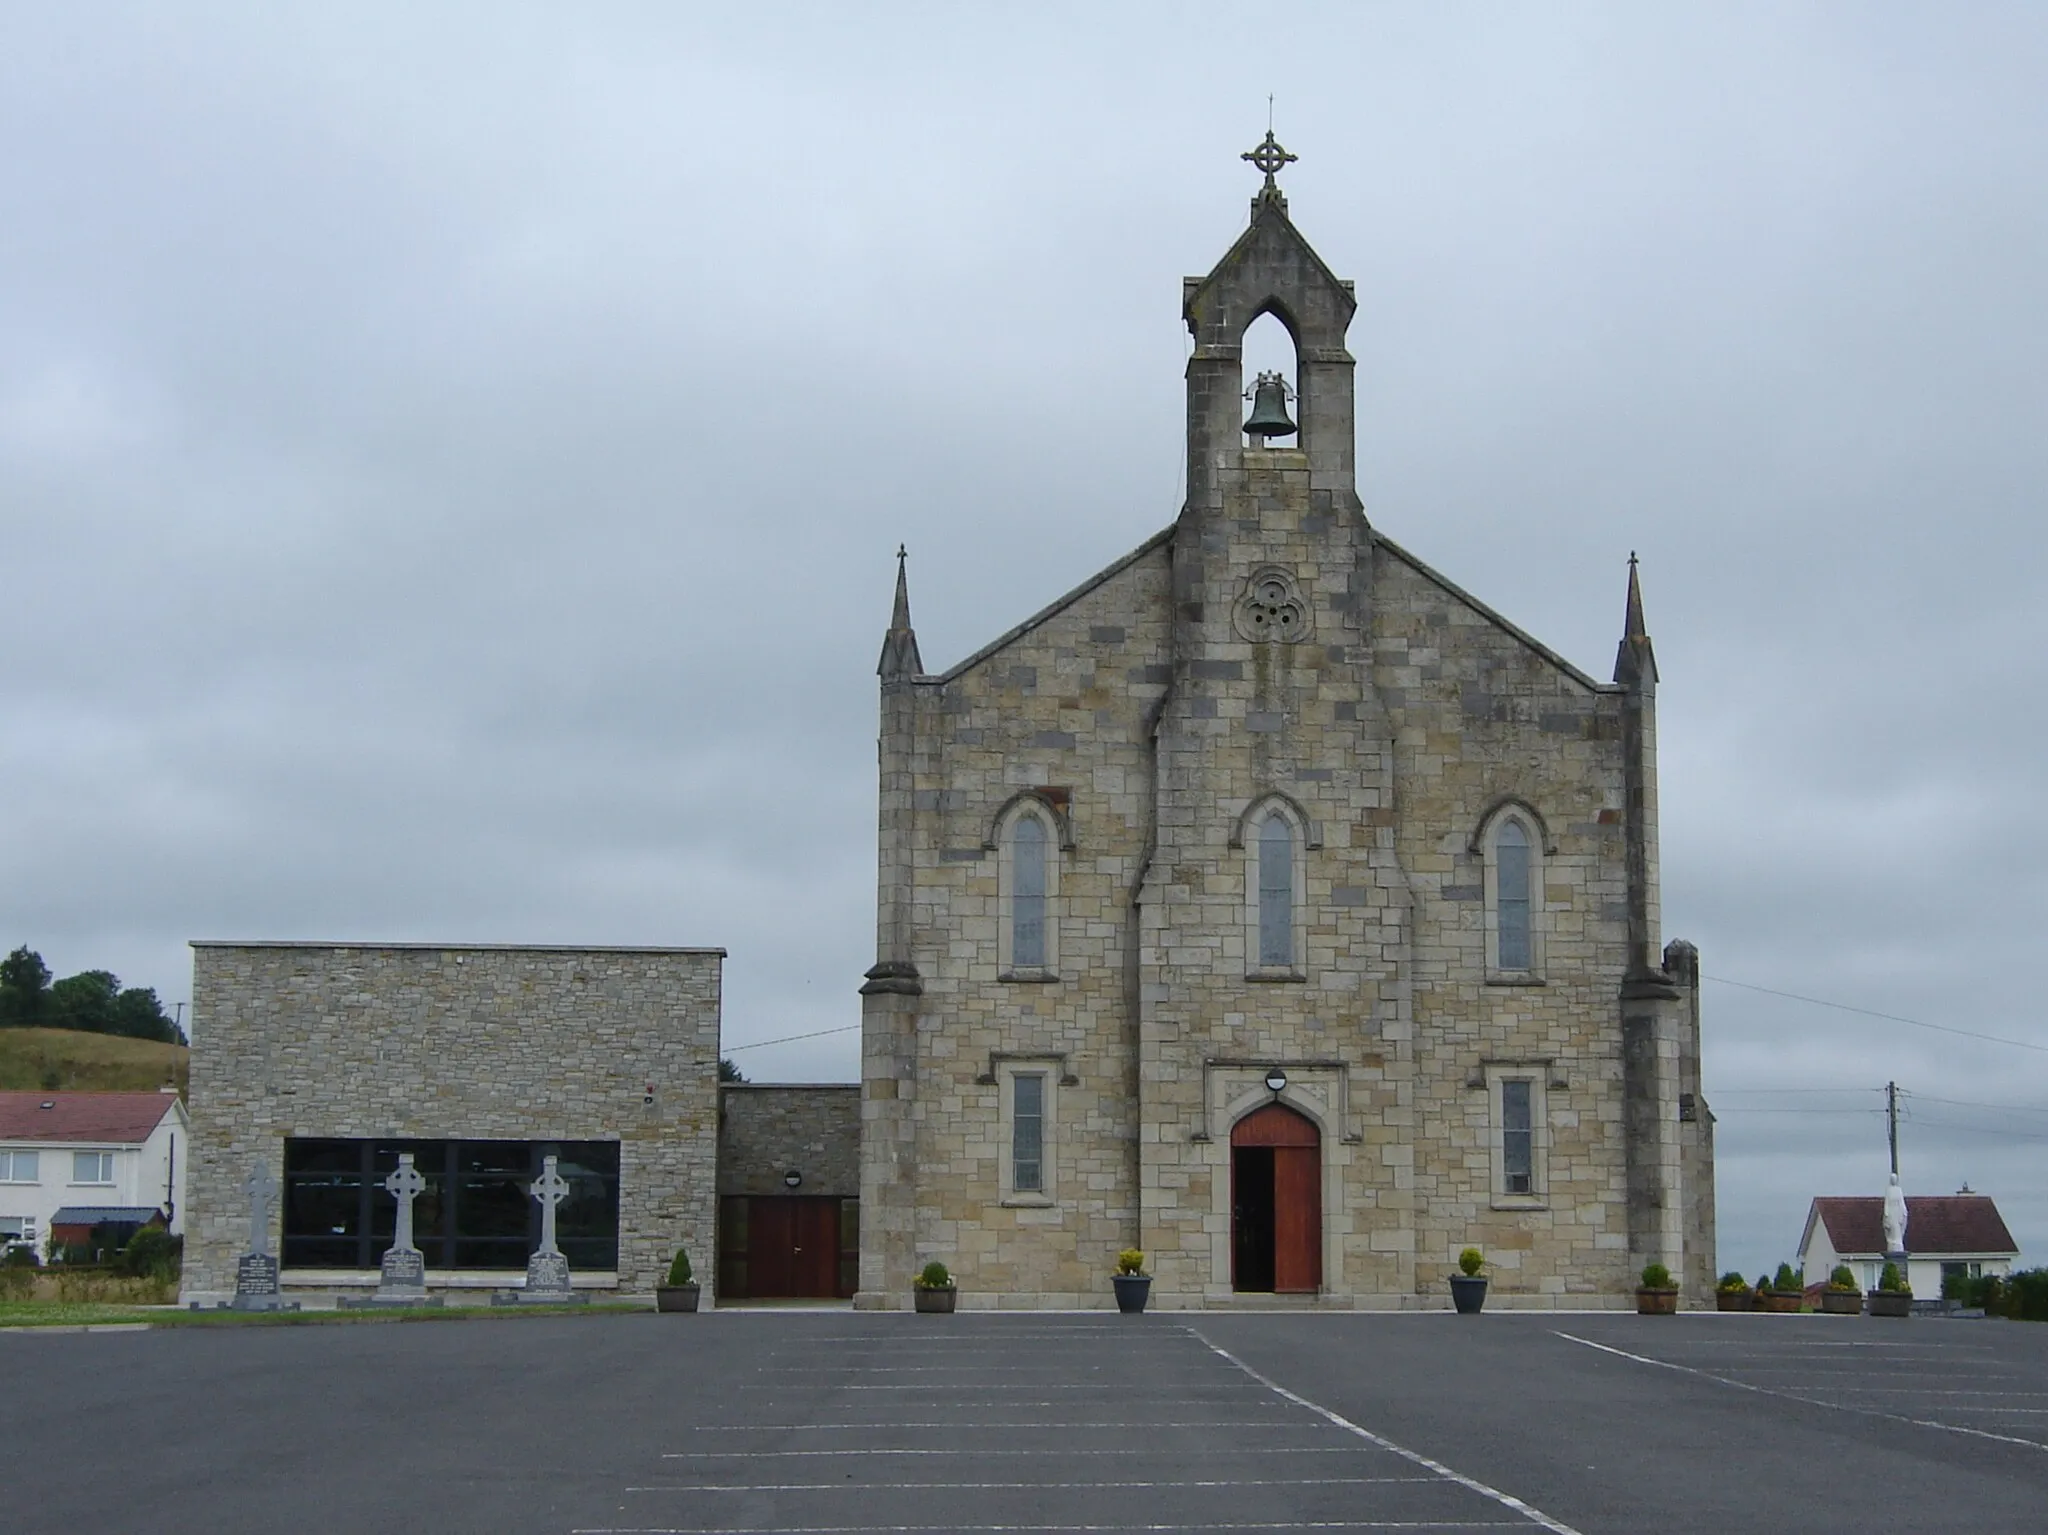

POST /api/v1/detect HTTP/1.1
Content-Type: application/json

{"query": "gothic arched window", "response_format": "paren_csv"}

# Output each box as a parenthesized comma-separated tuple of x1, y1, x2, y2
(1258, 813, 1294, 968)
(998, 801, 1059, 980)
(1495, 819, 1532, 972)
(1479, 805, 1545, 981)
(1012, 814, 1048, 970)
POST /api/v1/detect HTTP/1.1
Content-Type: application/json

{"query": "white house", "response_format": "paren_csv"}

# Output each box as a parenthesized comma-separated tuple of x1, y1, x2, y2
(0, 1090, 189, 1257)
(1798, 1190, 2020, 1298)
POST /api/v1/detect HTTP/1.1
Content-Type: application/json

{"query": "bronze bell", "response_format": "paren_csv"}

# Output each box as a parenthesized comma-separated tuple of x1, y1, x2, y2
(1243, 371, 1297, 441)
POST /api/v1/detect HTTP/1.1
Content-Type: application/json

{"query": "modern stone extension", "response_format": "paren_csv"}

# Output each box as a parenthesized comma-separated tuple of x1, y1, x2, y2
(857, 150, 1713, 1310)
(184, 943, 724, 1305)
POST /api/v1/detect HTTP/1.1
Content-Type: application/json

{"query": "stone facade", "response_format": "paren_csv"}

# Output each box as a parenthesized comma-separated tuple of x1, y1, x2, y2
(718, 1085, 861, 1199)
(185, 943, 723, 1302)
(859, 163, 1712, 1310)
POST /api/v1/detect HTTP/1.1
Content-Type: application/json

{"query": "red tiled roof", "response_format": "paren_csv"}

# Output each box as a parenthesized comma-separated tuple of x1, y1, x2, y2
(0, 1091, 179, 1145)
(1811, 1195, 2019, 1257)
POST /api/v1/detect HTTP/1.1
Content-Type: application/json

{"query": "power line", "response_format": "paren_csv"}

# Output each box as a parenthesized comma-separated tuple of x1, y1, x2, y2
(1702, 974, 2048, 1055)
(1902, 1091, 2048, 1117)
(724, 1022, 861, 1054)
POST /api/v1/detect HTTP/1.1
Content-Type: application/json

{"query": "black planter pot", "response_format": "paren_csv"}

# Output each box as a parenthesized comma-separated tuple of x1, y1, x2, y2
(1449, 1274, 1488, 1314)
(1113, 1274, 1152, 1313)
(655, 1283, 700, 1313)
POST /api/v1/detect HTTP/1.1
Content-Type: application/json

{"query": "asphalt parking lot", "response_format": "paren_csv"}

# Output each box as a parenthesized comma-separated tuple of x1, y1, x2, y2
(5, 1309, 2045, 1534)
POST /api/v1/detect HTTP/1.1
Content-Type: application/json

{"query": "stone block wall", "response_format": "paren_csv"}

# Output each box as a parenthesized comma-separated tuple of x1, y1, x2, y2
(185, 943, 723, 1302)
(719, 1085, 860, 1198)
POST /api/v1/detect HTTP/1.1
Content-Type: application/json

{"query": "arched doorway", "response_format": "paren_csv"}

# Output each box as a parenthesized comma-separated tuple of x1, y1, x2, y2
(1231, 1102, 1321, 1293)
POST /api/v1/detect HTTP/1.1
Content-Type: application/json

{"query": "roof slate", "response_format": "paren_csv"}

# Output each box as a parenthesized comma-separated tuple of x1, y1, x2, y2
(1812, 1195, 2019, 1257)
(0, 1091, 179, 1145)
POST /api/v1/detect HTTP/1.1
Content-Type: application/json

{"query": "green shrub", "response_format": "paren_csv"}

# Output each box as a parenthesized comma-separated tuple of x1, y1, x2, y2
(1828, 1265, 1857, 1292)
(1, 1246, 38, 1269)
(1877, 1261, 1907, 1293)
(664, 1249, 693, 1287)
(1640, 1262, 1674, 1290)
(0, 1265, 33, 1301)
(1457, 1247, 1484, 1277)
(1754, 1272, 1773, 1294)
(1773, 1263, 1801, 1293)
(1716, 1271, 1749, 1294)
(1116, 1249, 1146, 1276)
(119, 1228, 182, 1281)
(917, 1260, 953, 1290)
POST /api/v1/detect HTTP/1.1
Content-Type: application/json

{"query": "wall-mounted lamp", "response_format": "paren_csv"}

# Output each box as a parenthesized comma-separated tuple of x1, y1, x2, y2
(783, 1169, 803, 1190)
(1264, 1067, 1288, 1096)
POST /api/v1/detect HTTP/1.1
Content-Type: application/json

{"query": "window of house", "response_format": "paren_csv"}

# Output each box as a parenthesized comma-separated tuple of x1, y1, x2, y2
(1485, 1067, 1547, 1207)
(1502, 1079, 1534, 1194)
(0, 1150, 38, 1183)
(280, 1139, 620, 1271)
(72, 1150, 114, 1185)
(1012, 815, 1048, 970)
(997, 1061, 1058, 1204)
(1012, 1074, 1045, 1194)
(1258, 814, 1294, 967)
(1496, 820, 1532, 971)
(999, 802, 1059, 979)
(0, 1215, 33, 1242)
(1482, 809, 1544, 980)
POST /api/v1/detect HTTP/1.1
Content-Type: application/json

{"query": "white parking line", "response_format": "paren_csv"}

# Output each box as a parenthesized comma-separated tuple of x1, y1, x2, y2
(1189, 1329, 1585, 1535)
(685, 1421, 1314, 1431)
(625, 1478, 1441, 1492)
(655, 1457, 1392, 1465)
(573, 1523, 1527, 1533)
(1552, 1331, 2048, 1453)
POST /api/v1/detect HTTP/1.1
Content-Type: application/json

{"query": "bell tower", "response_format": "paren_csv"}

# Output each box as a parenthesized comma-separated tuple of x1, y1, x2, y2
(1139, 138, 1415, 1303)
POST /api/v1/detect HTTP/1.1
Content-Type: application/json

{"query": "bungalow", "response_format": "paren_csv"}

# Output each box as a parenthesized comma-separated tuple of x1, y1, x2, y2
(1798, 1189, 2020, 1299)
(0, 1090, 189, 1258)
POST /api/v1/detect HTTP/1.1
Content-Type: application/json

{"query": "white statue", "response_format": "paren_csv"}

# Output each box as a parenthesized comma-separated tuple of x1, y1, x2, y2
(1882, 1172, 1909, 1255)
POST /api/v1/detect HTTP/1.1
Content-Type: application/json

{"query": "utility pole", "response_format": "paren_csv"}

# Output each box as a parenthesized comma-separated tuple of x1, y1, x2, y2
(1887, 1080, 1900, 1176)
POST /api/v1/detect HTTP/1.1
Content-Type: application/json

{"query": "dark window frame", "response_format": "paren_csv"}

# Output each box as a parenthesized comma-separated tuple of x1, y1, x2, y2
(281, 1138, 620, 1271)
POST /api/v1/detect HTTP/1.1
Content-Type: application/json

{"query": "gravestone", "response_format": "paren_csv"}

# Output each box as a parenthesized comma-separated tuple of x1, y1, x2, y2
(495, 1153, 587, 1305)
(224, 1161, 298, 1312)
(341, 1152, 443, 1308)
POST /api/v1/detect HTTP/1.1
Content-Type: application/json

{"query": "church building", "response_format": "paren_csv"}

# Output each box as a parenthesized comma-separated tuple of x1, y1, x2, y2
(857, 137, 1714, 1310)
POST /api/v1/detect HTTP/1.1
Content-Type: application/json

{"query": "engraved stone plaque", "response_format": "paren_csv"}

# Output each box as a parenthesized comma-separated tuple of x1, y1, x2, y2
(235, 1253, 280, 1296)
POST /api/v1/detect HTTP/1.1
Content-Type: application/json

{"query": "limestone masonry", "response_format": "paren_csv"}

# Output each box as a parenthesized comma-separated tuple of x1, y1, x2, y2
(858, 151, 1713, 1309)
(186, 943, 722, 1303)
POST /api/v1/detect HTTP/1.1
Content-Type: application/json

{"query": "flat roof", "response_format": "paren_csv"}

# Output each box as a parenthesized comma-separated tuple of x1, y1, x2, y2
(189, 941, 727, 956)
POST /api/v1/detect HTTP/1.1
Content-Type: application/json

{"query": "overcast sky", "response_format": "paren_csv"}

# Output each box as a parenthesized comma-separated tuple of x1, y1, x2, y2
(4, 3, 2045, 1281)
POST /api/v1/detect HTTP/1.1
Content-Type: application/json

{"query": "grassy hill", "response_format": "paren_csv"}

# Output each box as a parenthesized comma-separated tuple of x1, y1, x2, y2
(0, 1027, 188, 1095)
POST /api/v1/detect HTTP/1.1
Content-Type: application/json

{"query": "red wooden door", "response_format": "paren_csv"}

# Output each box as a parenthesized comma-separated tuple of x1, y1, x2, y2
(1232, 1103, 1321, 1295)
(792, 1198, 840, 1298)
(749, 1198, 796, 1297)
(1273, 1145, 1322, 1293)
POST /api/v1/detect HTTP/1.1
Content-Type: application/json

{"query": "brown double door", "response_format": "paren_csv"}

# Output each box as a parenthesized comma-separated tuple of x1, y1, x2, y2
(1231, 1103, 1322, 1294)
(731, 1196, 844, 1299)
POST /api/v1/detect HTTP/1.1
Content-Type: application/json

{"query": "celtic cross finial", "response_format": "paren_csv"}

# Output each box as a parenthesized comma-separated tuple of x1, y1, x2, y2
(1242, 129, 1297, 191)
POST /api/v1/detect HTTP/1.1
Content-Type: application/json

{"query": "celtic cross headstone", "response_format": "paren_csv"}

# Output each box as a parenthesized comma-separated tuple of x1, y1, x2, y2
(227, 1161, 292, 1311)
(376, 1152, 429, 1297)
(521, 1155, 575, 1300)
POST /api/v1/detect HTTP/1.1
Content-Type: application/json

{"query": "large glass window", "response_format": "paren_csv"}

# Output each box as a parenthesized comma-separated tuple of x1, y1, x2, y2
(281, 1139, 620, 1271)
(1012, 1074, 1045, 1194)
(0, 1150, 38, 1182)
(1501, 1079, 1534, 1195)
(1012, 814, 1048, 969)
(1258, 814, 1294, 968)
(1495, 820, 1532, 971)
(72, 1150, 114, 1185)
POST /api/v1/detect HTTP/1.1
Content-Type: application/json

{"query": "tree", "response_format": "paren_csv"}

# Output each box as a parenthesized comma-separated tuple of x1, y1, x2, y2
(112, 986, 180, 1043)
(0, 947, 51, 1027)
(50, 970, 121, 1035)
(718, 1057, 746, 1083)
